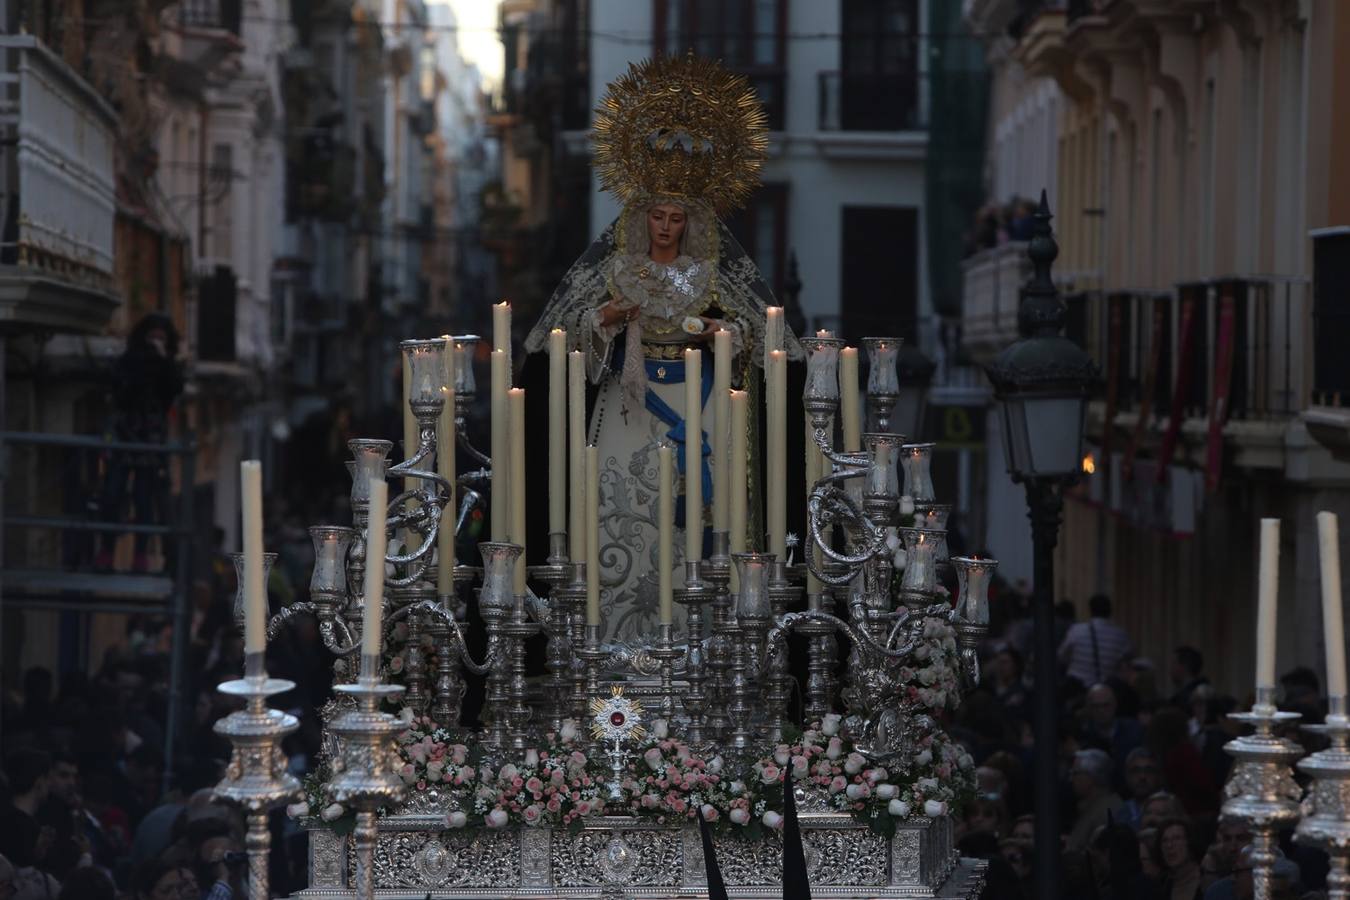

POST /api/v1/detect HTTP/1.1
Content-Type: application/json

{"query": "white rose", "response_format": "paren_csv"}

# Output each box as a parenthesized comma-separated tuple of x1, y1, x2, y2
(845, 783, 864, 800)
(773, 745, 791, 766)
(286, 801, 310, 818)
(888, 799, 911, 817)
(844, 753, 865, 775)
(653, 719, 669, 739)
(560, 720, 579, 742)
(524, 749, 539, 768)
(445, 811, 468, 829)
(499, 764, 519, 782)
(893, 547, 908, 570)
(708, 755, 724, 774)
(729, 808, 750, 825)
(875, 784, 898, 800)
(821, 714, 842, 736)
(398, 707, 415, 724)
(924, 799, 947, 817)
(762, 810, 784, 829)
(900, 495, 915, 516)
(486, 809, 509, 828)
(730, 781, 746, 795)
(321, 803, 345, 822)
(915, 749, 933, 766)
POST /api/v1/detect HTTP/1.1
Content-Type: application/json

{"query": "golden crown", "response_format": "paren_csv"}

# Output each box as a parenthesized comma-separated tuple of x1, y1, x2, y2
(592, 54, 769, 215)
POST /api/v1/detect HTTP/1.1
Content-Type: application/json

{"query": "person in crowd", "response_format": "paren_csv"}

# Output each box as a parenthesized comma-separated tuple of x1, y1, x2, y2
(1204, 843, 1301, 900)
(0, 750, 52, 871)
(1170, 646, 1209, 707)
(1010, 814, 1034, 844)
(1141, 791, 1188, 830)
(987, 645, 1030, 720)
(1066, 748, 1123, 853)
(1079, 682, 1144, 773)
(56, 868, 115, 900)
(132, 859, 198, 900)
(1087, 821, 1150, 900)
(1280, 667, 1323, 721)
(1115, 747, 1164, 831)
(1058, 594, 1134, 690)
(1147, 707, 1219, 816)
(1156, 816, 1204, 900)
(1208, 816, 1253, 882)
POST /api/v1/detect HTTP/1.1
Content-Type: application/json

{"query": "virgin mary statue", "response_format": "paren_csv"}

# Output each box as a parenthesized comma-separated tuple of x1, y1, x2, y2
(525, 55, 800, 643)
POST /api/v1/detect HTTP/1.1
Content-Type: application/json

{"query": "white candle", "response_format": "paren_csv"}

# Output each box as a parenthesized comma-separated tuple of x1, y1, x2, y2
(509, 388, 527, 596)
(767, 350, 787, 560)
(805, 417, 822, 595)
(362, 478, 389, 665)
(1318, 511, 1346, 700)
(585, 445, 600, 626)
(658, 443, 674, 625)
(840, 346, 861, 452)
(401, 351, 419, 550)
(437, 336, 456, 596)
(765, 306, 783, 369)
(730, 389, 748, 591)
(490, 349, 509, 542)
(568, 351, 586, 561)
(493, 301, 511, 354)
(240, 460, 266, 656)
(548, 329, 567, 535)
(1256, 517, 1281, 693)
(684, 348, 703, 562)
(712, 329, 732, 534)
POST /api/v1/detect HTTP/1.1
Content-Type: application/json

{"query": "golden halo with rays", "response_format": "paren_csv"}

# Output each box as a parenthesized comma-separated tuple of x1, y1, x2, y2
(592, 53, 769, 216)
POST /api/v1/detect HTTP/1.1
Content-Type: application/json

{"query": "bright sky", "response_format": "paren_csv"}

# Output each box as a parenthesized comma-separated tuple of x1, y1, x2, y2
(443, 0, 504, 87)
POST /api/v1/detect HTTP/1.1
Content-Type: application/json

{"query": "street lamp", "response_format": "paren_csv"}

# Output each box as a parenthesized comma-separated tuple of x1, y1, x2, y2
(984, 191, 1098, 900)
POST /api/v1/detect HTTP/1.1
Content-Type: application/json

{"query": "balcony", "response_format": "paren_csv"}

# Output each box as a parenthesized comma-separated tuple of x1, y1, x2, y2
(814, 71, 928, 161)
(0, 36, 119, 334)
(958, 242, 1032, 363)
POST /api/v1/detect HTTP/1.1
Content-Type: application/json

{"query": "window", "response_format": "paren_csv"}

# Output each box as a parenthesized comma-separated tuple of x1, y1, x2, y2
(839, 206, 918, 342)
(832, 0, 920, 131)
(653, 0, 787, 130)
(724, 183, 788, 298)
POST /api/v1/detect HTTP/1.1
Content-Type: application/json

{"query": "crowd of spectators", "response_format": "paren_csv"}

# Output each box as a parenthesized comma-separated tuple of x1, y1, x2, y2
(964, 196, 1041, 256)
(0, 519, 329, 900)
(952, 588, 1329, 900)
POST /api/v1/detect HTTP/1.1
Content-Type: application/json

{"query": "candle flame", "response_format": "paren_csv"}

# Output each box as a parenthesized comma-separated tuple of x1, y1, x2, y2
(1082, 453, 1096, 475)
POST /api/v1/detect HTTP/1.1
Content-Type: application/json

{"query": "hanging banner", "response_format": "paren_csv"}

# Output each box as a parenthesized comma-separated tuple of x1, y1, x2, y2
(1155, 292, 1198, 482)
(1205, 287, 1237, 493)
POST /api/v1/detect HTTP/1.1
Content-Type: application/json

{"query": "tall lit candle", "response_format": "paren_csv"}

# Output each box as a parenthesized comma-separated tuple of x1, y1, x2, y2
(240, 460, 266, 657)
(437, 336, 456, 596)
(712, 329, 732, 534)
(509, 388, 527, 595)
(585, 445, 600, 626)
(1318, 511, 1346, 700)
(658, 443, 674, 625)
(1256, 517, 1280, 693)
(684, 348, 703, 562)
(362, 478, 389, 669)
(767, 350, 787, 560)
(805, 417, 822, 595)
(840, 346, 861, 452)
(765, 306, 784, 369)
(568, 351, 586, 561)
(548, 329, 567, 535)
(490, 349, 509, 542)
(401, 351, 419, 550)
(729, 390, 748, 591)
(493, 301, 511, 354)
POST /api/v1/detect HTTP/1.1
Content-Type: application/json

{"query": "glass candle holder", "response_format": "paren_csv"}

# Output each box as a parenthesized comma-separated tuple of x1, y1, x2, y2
(915, 504, 951, 561)
(733, 552, 773, 619)
(401, 339, 449, 414)
(803, 336, 844, 406)
(348, 439, 393, 510)
(900, 443, 936, 503)
(478, 541, 523, 618)
(452, 335, 479, 396)
(310, 525, 355, 597)
(863, 336, 901, 397)
(231, 551, 277, 632)
(863, 433, 905, 497)
(897, 527, 941, 599)
(953, 556, 998, 626)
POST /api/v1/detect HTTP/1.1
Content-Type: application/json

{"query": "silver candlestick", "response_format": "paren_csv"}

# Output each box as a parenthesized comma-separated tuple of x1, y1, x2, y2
(764, 558, 800, 742)
(574, 624, 610, 744)
(1221, 688, 1303, 900)
(327, 658, 407, 900)
(703, 542, 733, 742)
(1296, 696, 1350, 900)
(530, 531, 573, 734)
(502, 591, 540, 749)
(557, 562, 591, 723)
(675, 558, 714, 745)
(477, 541, 522, 746)
(649, 621, 684, 723)
(212, 653, 300, 900)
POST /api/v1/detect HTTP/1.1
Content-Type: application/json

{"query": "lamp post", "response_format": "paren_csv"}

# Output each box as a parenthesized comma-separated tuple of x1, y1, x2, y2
(985, 191, 1098, 900)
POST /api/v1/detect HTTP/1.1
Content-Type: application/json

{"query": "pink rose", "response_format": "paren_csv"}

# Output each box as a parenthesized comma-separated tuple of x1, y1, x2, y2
(485, 808, 508, 828)
(640, 794, 658, 809)
(791, 756, 809, 778)
(550, 768, 566, 786)
(760, 764, 781, 785)
(526, 777, 544, 795)
(729, 808, 750, 825)
(398, 764, 417, 784)
(546, 797, 561, 813)
(829, 775, 847, 794)
(388, 655, 405, 674)
(522, 805, 542, 825)
(451, 745, 468, 765)
(825, 737, 844, 760)
(671, 797, 687, 814)
(644, 747, 664, 771)
(700, 804, 719, 822)
(576, 800, 593, 816)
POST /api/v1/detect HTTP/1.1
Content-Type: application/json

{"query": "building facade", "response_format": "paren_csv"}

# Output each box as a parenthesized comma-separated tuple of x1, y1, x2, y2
(962, 0, 1350, 695)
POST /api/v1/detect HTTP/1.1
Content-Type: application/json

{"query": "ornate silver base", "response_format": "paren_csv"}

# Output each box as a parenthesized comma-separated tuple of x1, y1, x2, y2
(298, 811, 983, 898)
